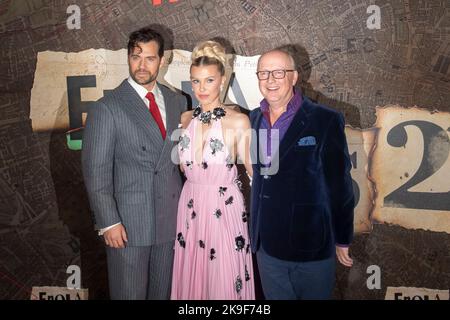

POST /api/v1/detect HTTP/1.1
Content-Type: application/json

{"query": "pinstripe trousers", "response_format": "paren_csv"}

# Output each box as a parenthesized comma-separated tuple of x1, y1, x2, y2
(106, 241, 174, 300)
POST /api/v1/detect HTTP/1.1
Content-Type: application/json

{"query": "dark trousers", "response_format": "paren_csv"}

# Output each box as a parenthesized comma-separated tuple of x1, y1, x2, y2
(106, 241, 174, 300)
(256, 246, 335, 300)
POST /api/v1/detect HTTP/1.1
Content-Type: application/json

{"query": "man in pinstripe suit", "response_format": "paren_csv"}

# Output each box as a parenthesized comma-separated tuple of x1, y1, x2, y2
(82, 27, 187, 299)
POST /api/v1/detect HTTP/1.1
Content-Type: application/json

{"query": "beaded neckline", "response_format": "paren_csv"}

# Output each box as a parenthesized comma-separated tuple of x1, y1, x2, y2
(192, 105, 227, 125)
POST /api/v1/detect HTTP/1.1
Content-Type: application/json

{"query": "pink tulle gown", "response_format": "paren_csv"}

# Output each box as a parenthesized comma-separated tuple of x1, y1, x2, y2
(170, 114, 255, 300)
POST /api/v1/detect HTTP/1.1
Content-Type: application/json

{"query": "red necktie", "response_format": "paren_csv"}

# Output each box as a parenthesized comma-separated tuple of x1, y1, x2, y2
(146, 92, 166, 140)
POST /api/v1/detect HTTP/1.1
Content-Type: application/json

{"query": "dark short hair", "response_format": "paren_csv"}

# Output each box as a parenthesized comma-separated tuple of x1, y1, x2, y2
(127, 27, 164, 57)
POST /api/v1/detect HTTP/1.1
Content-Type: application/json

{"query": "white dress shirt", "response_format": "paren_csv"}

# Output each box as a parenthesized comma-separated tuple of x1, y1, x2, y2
(98, 78, 166, 236)
(127, 76, 167, 127)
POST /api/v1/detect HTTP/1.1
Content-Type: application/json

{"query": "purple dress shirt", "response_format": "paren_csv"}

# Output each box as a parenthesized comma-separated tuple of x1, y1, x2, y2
(259, 88, 302, 165)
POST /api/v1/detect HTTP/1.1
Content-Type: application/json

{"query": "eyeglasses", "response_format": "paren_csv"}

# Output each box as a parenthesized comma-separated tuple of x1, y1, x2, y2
(256, 69, 295, 80)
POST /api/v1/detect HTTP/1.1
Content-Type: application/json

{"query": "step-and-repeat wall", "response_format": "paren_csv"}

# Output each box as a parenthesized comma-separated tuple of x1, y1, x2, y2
(1, 0, 449, 299)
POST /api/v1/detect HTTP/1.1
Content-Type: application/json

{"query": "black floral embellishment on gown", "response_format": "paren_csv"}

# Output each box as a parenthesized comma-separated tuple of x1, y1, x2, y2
(210, 138, 224, 155)
(225, 154, 234, 170)
(193, 105, 227, 125)
(177, 232, 186, 248)
(199, 110, 212, 124)
(179, 134, 190, 151)
(245, 265, 250, 281)
(187, 199, 194, 209)
(214, 107, 226, 118)
(214, 209, 222, 218)
(242, 211, 248, 223)
(210, 248, 216, 260)
(246, 244, 250, 254)
(235, 275, 242, 294)
(235, 235, 245, 251)
(201, 161, 208, 169)
(199, 240, 205, 248)
(192, 106, 202, 118)
(234, 178, 243, 190)
(225, 196, 234, 205)
(191, 211, 197, 219)
(219, 186, 227, 196)
(185, 161, 193, 169)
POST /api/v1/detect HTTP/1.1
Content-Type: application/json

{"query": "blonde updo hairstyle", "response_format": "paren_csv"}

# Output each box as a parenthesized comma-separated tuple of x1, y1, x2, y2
(191, 40, 226, 76)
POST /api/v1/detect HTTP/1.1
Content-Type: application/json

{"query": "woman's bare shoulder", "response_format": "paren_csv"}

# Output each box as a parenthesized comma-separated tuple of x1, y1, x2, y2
(223, 105, 250, 129)
(223, 104, 242, 114)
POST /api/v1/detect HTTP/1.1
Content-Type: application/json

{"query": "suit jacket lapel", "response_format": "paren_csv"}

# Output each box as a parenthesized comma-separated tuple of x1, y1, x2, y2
(277, 97, 311, 161)
(117, 80, 164, 146)
(251, 110, 264, 170)
(155, 85, 178, 171)
(160, 85, 177, 137)
(254, 96, 312, 168)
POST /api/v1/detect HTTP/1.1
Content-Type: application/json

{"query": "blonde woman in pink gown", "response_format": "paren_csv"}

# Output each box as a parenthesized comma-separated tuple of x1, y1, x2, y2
(171, 41, 255, 300)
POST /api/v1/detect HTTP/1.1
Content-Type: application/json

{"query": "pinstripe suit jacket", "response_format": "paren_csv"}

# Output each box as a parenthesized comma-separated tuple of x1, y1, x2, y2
(82, 80, 187, 246)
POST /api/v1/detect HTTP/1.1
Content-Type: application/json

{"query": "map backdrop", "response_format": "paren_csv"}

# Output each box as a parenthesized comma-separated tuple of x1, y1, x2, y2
(0, 0, 449, 299)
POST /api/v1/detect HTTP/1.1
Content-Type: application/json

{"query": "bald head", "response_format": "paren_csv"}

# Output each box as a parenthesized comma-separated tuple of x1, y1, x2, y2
(258, 49, 296, 71)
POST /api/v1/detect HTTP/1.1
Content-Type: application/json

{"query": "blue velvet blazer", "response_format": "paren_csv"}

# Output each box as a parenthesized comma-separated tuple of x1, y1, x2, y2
(249, 95, 355, 262)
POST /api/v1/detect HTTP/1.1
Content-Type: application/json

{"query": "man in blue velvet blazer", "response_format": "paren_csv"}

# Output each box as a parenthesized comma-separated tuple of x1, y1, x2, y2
(249, 48, 355, 299)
